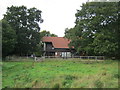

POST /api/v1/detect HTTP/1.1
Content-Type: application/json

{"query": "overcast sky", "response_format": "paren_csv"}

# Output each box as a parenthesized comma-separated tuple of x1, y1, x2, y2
(0, 0, 88, 37)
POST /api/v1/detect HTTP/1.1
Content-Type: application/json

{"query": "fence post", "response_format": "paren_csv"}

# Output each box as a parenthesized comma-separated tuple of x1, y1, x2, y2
(34, 57, 37, 61)
(80, 56, 81, 61)
(95, 56, 97, 62)
(103, 56, 105, 60)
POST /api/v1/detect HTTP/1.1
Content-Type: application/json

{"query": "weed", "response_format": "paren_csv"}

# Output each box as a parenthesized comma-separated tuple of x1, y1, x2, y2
(65, 75, 77, 80)
(113, 73, 120, 79)
(62, 75, 77, 88)
(32, 79, 38, 87)
(102, 71, 107, 76)
(94, 80, 103, 88)
(62, 80, 72, 88)
(53, 83, 60, 88)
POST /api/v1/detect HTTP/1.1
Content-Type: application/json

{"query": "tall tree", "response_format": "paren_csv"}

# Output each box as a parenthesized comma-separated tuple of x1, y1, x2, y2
(65, 2, 119, 58)
(3, 5, 43, 56)
(1, 20, 16, 58)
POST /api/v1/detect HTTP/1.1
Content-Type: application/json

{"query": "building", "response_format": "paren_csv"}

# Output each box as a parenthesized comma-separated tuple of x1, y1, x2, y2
(42, 37, 75, 58)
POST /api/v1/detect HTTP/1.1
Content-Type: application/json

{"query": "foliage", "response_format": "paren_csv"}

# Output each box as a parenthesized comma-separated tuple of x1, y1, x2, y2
(1, 20, 16, 58)
(3, 5, 43, 56)
(40, 30, 58, 38)
(34, 42, 43, 57)
(2, 58, 118, 88)
(64, 2, 119, 58)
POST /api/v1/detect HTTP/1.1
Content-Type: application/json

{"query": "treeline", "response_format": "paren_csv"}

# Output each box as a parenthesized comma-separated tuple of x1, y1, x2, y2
(65, 2, 120, 59)
(1, 5, 57, 59)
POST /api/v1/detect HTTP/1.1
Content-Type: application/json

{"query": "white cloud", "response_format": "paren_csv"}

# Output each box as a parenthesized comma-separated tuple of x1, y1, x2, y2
(0, 0, 87, 37)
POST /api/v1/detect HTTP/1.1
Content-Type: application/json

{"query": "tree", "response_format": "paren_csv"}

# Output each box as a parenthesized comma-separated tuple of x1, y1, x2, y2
(40, 30, 58, 38)
(65, 2, 119, 58)
(64, 28, 74, 39)
(1, 20, 16, 58)
(3, 5, 43, 56)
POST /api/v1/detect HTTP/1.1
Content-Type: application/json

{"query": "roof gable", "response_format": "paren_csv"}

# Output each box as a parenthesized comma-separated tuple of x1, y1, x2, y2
(42, 37, 71, 48)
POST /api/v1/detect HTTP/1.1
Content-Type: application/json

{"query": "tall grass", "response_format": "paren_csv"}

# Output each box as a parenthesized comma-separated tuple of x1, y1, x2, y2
(2, 58, 119, 88)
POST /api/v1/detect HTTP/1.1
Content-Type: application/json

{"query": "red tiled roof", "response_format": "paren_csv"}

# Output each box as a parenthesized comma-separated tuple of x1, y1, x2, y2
(42, 37, 71, 48)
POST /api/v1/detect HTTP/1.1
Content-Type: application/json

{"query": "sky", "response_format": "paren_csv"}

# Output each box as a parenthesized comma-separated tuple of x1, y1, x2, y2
(0, 0, 88, 37)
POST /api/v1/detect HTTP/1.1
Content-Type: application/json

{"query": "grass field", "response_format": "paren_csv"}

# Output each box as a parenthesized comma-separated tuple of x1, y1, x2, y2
(2, 58, 119, 88)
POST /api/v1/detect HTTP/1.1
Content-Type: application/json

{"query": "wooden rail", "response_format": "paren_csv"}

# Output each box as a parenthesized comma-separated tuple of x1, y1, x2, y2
(44, 56, 105, 60)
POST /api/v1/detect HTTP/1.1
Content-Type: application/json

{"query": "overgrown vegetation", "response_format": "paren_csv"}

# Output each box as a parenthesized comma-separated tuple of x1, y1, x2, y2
(2, 58, 119, 88)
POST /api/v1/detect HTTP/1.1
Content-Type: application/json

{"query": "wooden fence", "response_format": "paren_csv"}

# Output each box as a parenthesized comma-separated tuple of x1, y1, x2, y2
(44, 56, 105, 60)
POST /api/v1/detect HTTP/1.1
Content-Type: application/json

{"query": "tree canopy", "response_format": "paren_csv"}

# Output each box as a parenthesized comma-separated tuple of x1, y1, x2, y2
(3, 5, 43, 56)
(1, 20, 16, 58)
(65, 2, 119, 59)
(40, 30, 58, 38)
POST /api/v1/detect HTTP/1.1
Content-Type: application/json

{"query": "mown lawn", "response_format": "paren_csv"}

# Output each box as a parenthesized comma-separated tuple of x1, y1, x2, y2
(2, 58, 119, 88)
